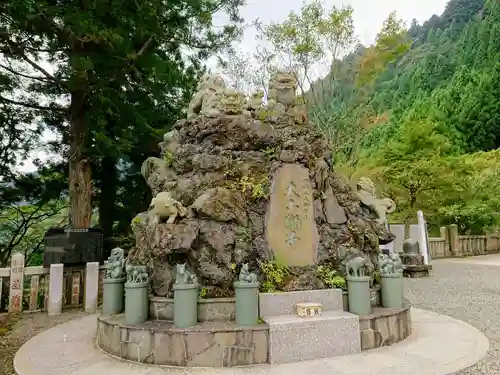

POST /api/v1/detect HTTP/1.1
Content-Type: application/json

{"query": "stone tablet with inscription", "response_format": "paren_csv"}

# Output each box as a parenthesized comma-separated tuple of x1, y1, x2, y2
(265, 164, 319, 266)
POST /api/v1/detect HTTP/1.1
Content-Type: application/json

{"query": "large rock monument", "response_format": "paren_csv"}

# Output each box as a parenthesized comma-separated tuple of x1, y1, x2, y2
(128, 70, 395, 298)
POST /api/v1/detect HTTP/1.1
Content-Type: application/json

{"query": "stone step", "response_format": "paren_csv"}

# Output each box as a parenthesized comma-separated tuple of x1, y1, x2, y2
(264, 310, 361, 364)
(259, 289, 343, 318)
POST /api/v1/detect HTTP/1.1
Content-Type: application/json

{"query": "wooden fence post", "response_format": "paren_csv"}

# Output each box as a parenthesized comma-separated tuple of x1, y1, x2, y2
(9, 253, 25, 313)
(84, 262, 99, 313)
(48, 264, 64, 316)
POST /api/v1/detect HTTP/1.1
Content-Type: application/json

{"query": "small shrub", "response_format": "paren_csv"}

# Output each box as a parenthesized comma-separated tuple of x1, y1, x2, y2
(198, 287, 208, 298)
(236, 176, 270, 200)
(316, 265, 347, 290)
(258, 259, 289, 292)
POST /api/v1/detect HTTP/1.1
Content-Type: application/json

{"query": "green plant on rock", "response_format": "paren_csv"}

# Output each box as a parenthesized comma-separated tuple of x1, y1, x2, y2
(131, 216, 142, 226)
(236, 226, 252, 242)
(258, 108, 280, 121)
(238, 176, 270, 200)
(316, 265, 347, 290)
(198, 287, 209, 298)
(164, 151, 174, 167)
(262, 146, 278, 160)
(258, 259, 289, 292)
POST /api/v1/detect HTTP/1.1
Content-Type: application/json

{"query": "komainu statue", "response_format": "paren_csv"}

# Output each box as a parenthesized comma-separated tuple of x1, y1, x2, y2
(125, 263, 148, 283)
(244, 90, 264, 116)
(356, 177, 396, 225)
(219, 88, 245, 115)
(148, 191, 188, 225)
(266, 69, 307, 122)
(238, 263, 258, 283)
(105, 247, 125, 279)
(187, 72, 226, 118)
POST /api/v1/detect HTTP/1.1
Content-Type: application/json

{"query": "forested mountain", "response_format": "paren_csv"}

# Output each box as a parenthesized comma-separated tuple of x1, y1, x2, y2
(316, 0, 500, 233)
(361, 0, 500, 153)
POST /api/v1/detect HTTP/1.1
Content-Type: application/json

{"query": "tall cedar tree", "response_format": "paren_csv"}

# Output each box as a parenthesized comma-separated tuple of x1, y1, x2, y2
(0, 0, 245, 228)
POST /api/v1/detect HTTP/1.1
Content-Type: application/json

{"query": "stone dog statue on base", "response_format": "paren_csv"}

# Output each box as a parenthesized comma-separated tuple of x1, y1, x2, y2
(105, 247, 125, 279)
(175, 263, 198, 284)
(378, 253, 404, 274)
(346, 256, 372, 277)
(238, 263, 258, 283)
(125, 263, 148, 283)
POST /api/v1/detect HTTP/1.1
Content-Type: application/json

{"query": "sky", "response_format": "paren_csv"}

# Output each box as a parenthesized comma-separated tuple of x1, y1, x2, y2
(19, 0, 449, 173)
(220, 0, 449, 51)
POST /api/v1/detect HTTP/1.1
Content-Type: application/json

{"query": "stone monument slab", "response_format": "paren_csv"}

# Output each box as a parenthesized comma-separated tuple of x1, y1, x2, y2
(9, 253, 25, 313)
(265, 164, 318, 266)
(417, 211, 430, 265)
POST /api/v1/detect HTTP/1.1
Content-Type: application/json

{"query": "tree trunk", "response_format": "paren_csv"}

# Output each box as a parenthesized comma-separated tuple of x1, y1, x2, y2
(68, 90, 92, 228)
(404, 215, 411, 240)
(404, 191, 417, 240)
(98, 156, 117, 241)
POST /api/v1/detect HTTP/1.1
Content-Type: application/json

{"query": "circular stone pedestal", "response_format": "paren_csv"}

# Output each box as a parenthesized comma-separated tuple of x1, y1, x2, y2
(96, 314, 269, 367)
(359, 305, 412, 350)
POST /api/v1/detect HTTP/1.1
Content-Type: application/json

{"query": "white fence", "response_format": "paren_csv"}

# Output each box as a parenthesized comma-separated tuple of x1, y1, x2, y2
(0, 253, 108, 314)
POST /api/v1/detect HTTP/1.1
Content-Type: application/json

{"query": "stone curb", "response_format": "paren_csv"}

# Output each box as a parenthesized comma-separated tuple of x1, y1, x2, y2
(14, 308, 489, 375)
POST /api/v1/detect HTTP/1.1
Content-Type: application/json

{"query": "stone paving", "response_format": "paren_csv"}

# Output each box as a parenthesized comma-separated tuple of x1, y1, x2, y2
(15, 255, 500, 375)
(14, 307, 488, 375)
(405, 255, 500, 374)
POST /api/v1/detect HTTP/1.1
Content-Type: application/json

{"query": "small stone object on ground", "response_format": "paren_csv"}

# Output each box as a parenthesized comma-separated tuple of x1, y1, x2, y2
(296, 302, 322, 317)
(402, 238, 420, 254)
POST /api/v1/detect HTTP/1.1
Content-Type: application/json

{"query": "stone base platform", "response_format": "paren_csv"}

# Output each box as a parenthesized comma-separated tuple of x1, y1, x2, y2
(14, 308, 489, 375)
(403, 265, 432, 278)
(149, 297, 236, 322)
(265, 310, 361, 364)
(359, 305, 411, 350)
(97, 314, 268, 367)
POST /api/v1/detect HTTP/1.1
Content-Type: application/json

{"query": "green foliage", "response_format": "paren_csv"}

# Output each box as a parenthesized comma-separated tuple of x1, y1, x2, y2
(437, 149, 500, 233)
(0, 0, 245, 245)
(235, 176, 270, 201)
(163, 151, 174, 167)
(356, 12, 412, 87)
(0, 168, 69, 266)
(198, 287, 209, 298)
(262, 147, 279, 161)
(307, 0, 500, 234)
(316, 265, 347, 290)
(258, 259, 289, 292)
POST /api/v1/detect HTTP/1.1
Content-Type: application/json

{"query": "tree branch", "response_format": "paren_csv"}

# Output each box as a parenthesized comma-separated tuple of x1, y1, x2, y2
(18, 53, 57, 82)
(0, 62, 51, 82)
(0, 95, 67, 111)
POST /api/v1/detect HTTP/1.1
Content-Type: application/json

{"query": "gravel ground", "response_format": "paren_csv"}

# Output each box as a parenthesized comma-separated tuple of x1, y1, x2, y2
(405, 259, 500, 375)
(0, 259, 497, 375)
(0, 309, 87, 375)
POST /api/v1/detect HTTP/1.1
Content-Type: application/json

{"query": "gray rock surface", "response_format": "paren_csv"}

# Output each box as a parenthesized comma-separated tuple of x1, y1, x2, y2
(128, 74, 395, 298)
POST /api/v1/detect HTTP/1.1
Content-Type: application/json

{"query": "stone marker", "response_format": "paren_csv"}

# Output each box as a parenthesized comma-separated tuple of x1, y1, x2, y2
(9, 253, 25, 313)
(417, 210, 430, 265)
(265, 164, 319, 266)
(48, 264, 64, 316)
(85, 262, 100, 313)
